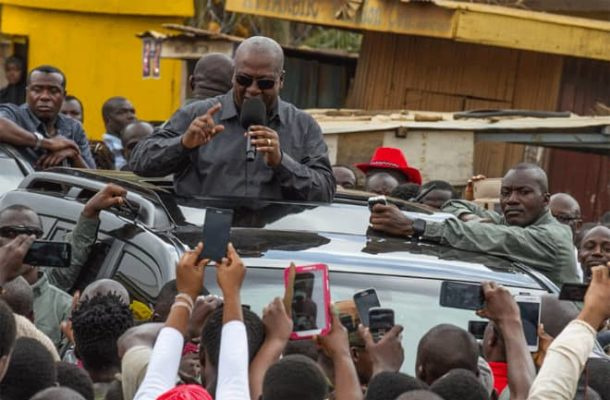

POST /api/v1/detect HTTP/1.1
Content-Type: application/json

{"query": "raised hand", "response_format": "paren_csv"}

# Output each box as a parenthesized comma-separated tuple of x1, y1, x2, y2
(82, 183, 128, 218)
(358, 324, 405, 376)
(216, 243, 246, 298)
(263, 297, 293, 343)
(181, 103, 224, 150)
(578, 263, 610, 330)
(0, 234, 36, 285)
(176, 242, 208, 301)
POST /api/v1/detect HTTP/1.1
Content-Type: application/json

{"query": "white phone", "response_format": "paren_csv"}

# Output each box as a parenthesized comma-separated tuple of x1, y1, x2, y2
(514, 294, 541, 352)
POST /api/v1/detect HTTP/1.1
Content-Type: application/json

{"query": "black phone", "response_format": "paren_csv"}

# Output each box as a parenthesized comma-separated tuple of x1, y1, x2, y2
(439, 281, 484, 310)
(468, 320, 489, 340)
(559, 283, 588, 301)
(369, 307, 394, 342)
(368, 195, 387, 211)
(200, 208, 233, 262)
(24, 240, 71, 267)
(353, 288, 381, 326)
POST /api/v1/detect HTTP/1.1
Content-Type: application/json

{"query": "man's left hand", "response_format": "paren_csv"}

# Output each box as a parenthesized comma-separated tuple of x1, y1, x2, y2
(247, 125, 281, 167)
(370, 204, 414, 237)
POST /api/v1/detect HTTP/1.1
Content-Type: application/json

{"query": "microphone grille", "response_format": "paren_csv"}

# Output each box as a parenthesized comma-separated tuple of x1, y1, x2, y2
(240, 98, 267, 129)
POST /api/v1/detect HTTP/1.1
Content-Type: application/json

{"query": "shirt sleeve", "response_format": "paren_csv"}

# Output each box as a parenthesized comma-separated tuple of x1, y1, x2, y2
(272, 116, 336, 202)
(441, 199, 502, 223)
(129, 107, 195, 177)
(422, 218, 577, 285)
(72, 123, 96, 168)
(215, 321, 250, 400)
(0, 103, 20, 122)
(134, 327, 184, 400)
(527, 320, 596, 400)
(47, 214, 100, 292)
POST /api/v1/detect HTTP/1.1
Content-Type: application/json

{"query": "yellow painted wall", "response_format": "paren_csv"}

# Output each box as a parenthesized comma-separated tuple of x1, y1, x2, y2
(0, 3, 191, 139)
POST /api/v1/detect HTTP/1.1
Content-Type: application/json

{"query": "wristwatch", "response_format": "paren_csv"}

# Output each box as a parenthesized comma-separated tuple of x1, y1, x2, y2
(32, 131, 44, 150)
(412, 218, 427, 238)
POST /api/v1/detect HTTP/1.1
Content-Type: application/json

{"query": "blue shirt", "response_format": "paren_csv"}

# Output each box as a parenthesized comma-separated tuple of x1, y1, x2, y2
(102, 133, 126, 170)
(0, 103, 95, 168)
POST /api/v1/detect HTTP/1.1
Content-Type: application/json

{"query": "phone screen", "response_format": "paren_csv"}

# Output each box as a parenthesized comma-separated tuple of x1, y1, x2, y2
(559, 283, 588, 302)
(292, 270, 326, 333)
(24, 241, 71, 268)
(369, 308, 394, 342)
(468, 320, 489, 340)
(439, 281, 484, 310)
(200, 208, 233, 261)
(517, 301, 540, 349)
(354, 289, 381, 326)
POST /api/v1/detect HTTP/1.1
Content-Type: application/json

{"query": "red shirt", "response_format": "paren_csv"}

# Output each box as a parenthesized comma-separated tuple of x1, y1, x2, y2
(489, 361, 508, 394)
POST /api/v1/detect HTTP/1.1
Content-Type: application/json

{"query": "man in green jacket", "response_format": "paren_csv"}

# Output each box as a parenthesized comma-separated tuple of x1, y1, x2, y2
(0, 184, 127, 348)
(370, 163, 579, 286)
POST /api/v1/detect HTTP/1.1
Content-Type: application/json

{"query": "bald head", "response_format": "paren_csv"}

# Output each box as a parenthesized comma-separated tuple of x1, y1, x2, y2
(550, 193, 580, 216)
(234, 36, 284, 74)
(540, 294, 580, 337)
(578, 225, 610, 282)
(506, 163, 548, 192)
(81, 279, 129, 305)
(416, 324, 479, 385)
(397, 390, 444, 400)
(31, 387, 86, 400)
(191, 53, 234, 99)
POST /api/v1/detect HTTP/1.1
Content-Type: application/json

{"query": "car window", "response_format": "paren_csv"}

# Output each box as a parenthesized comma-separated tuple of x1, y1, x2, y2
(0, 157, 26, 194)
(114, 248, 162, 304)
(203, 266, 519, 375)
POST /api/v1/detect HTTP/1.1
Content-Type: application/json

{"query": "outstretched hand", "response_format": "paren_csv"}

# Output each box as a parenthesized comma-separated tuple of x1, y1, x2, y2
(369, 204, 414, 237)
(216, 243, 245, 298)
(0, 234, 36, 285)
(316, 305, 351, 360)
(476, 281, 520, 324)
(578, 263, 610, 330)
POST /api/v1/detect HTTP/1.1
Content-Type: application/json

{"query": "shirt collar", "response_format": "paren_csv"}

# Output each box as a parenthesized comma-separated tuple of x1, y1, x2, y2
(31, 272, 49, 297)
(24, 104, 66, 136)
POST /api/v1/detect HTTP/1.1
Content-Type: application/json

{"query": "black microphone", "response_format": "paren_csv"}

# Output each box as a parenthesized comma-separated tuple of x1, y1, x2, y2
(240, 98, 267, 162)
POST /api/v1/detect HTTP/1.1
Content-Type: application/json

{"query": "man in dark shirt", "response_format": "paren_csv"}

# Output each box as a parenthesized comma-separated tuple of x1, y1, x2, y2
(130, 36, 335, 201)
(187, 53, 234, 103)
(0, 65, 95, 169)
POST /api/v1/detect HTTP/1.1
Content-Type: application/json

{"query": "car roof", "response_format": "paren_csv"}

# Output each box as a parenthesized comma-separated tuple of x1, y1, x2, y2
(12, 168, 552, 292)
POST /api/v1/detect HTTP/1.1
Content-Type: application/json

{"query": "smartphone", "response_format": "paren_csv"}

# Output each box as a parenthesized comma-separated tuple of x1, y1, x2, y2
(559, 283, 588, 302)
(24, 240, 71, 268)
(515, 295, 541, 352)
(200, 208, 233, 262)
(439, 281, 484, 310)
(368, 195, 387, 211)
(353, 288, 381, 326)
(468, 320, 489, 340)
(284, 264, 331, 340)
(369, 307, 394, 342)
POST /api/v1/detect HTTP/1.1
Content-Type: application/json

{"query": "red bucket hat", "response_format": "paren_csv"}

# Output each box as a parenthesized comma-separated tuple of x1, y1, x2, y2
(355, 147, 422, 185)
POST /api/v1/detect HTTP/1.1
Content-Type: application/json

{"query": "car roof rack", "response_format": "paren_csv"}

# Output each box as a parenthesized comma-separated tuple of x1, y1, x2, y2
(18, 168, 185, 230)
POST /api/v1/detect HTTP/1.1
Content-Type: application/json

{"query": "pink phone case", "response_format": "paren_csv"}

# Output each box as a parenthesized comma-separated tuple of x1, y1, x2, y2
(284, 263, 331, 340)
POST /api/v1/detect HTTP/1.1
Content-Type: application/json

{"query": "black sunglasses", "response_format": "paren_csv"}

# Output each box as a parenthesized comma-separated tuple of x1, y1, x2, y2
(0, 225, 43, 239)
(235, 75, 276, 90)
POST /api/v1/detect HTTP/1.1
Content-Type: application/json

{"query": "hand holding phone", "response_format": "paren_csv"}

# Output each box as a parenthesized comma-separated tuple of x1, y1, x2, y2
(200, 208, 233, 262)
(369, 307, 394, 342)
(368, 196, 388, 211)
(515, 295, 541, 352)
(24, 240, 71, 268)
(284, 264, 331, 340)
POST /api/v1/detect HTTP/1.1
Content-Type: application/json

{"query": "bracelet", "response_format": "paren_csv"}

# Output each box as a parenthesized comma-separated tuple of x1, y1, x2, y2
(171, 301, 193, 315)
(175, 293, 194, 308)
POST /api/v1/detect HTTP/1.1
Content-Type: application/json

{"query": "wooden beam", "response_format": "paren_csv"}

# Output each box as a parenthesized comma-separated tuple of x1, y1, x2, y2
(224, 0, 610, 61)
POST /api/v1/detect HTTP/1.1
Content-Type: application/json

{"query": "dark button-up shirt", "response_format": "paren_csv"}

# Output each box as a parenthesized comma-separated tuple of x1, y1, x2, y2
(0, 103, 95, 168)
(130, 91, 335, 201)
(424, 200, 579, 286)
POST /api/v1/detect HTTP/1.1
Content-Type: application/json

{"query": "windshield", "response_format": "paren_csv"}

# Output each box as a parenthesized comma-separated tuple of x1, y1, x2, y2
(203, 266, 546, 375)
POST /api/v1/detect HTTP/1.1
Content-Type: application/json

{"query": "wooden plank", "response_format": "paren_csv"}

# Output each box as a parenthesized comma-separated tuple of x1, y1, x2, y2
(512, 51, 563, 111)
(558, 57, 610, 114)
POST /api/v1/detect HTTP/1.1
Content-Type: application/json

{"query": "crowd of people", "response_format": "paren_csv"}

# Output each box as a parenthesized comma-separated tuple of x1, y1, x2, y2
(0, 35, 609, 400)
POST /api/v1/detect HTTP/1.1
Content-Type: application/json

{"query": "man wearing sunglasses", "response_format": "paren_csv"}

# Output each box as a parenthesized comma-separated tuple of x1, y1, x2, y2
(0, 184, 127, 349)
(130, 36, 335, 202)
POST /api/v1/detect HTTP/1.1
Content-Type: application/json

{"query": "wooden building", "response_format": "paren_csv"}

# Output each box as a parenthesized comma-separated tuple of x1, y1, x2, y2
(225, 0, 610, 220)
